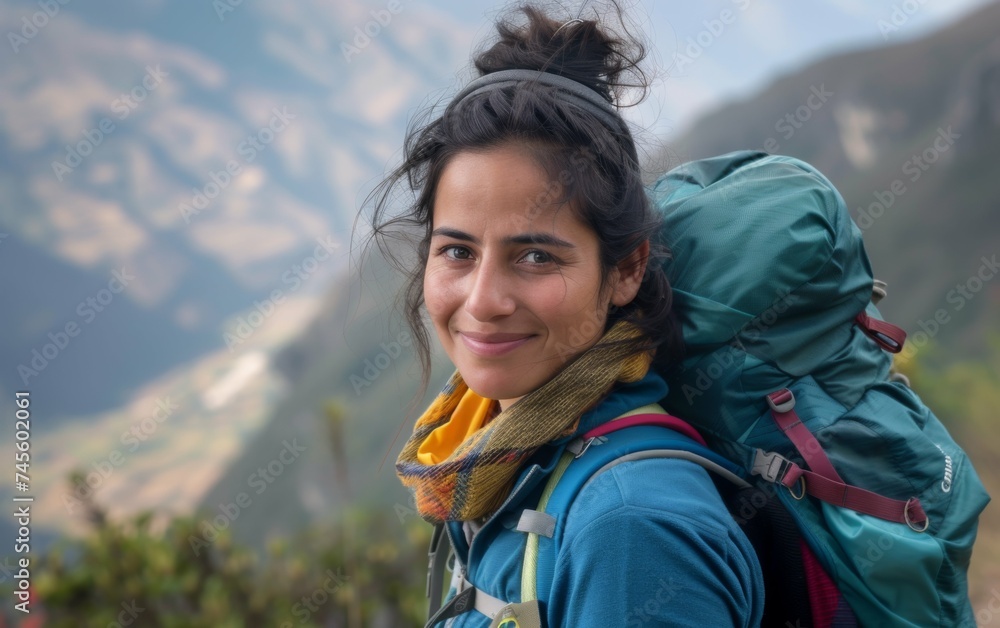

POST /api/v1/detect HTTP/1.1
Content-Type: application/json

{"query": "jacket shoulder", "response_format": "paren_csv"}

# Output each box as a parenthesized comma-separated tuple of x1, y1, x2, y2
(550, 457, 764, 627)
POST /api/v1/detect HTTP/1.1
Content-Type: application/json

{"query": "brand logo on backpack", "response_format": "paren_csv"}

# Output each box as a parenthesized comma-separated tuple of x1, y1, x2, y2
(935, 443, 954, 492)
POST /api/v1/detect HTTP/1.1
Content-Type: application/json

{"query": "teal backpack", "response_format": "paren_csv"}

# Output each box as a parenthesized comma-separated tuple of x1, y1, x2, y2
(647, 151, 990, 626)
(426, 151, 990, 627)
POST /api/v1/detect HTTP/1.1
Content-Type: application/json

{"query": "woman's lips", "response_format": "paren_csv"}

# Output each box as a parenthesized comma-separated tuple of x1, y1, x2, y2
(459, 332, 535, 357)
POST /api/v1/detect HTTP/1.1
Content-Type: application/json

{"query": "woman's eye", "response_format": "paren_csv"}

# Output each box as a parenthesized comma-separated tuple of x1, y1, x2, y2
(442, 245, 472, 260)
(521, 250, 554, 265)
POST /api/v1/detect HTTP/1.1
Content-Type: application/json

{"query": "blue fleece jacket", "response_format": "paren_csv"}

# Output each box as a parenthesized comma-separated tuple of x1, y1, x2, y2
(436, 371, 764, 627)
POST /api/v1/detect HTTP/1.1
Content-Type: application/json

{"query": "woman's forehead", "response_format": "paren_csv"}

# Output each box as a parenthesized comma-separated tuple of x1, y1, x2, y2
(433, 147, 579, 221)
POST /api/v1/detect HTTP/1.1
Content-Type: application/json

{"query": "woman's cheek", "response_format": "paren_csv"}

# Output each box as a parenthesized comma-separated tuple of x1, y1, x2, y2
(423, 267, 460, 317)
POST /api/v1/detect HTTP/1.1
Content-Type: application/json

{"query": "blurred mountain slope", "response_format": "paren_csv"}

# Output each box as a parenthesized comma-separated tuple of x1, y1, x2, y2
(195, 250, 450, 549)
(0, 0, 471, 423)
(195, 0, 1000, 552)
(663, 1, 1000, 361)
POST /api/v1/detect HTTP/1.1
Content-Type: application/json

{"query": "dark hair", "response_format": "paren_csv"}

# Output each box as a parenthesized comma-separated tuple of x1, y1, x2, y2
(360, 1, 683, 397)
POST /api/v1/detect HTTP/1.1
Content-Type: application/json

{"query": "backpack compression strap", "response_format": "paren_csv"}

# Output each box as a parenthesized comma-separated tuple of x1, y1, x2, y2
(752, 388, 929, 531)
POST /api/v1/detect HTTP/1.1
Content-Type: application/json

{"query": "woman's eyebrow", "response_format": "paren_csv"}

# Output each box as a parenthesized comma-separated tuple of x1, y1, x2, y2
(430, 227, 574, 248)
(430, 227, 476, 242)
(504, 233, 575, 248)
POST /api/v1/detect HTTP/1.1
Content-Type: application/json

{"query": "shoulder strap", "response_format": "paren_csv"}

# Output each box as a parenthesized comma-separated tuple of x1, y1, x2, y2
(522, 408, 750, 604)
(426, 523, 450, 619)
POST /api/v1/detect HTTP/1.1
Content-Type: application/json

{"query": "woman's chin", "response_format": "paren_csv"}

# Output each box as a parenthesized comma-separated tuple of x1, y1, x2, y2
(461, 372, 536, 404)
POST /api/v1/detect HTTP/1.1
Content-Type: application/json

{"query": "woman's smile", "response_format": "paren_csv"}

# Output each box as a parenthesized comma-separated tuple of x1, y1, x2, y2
(457, 331, 538, 357)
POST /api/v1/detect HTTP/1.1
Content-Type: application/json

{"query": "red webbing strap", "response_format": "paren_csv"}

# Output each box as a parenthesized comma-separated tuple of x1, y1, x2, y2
(583, 413, 707, 447)
(854, 311, 906, 353)
(781, 464, 927, 525)
(766, 390, 844, 483)
(766, 389, 928, 529)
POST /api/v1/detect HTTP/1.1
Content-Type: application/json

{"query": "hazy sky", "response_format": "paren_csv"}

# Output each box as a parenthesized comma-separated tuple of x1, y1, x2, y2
(424, 0, 996, 137)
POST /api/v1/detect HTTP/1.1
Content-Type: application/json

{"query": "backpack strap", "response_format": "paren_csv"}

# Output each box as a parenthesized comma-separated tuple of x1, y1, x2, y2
(426, 523, 450, 619)
(752, 388, 929, 531)
(521, 407, 751, 604)
(426, 406, 752, 625)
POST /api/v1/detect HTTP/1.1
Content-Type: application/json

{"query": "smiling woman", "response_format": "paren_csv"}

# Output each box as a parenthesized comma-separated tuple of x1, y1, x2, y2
(425, 145, 648, 411)
(361, 1, 763, 626)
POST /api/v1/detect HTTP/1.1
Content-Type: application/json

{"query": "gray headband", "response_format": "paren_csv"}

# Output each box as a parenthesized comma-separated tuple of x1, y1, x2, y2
(448, 68, 627, 135)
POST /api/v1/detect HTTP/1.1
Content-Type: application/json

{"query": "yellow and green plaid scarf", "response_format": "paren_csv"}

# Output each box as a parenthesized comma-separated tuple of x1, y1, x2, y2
(396, 320, 652, 524)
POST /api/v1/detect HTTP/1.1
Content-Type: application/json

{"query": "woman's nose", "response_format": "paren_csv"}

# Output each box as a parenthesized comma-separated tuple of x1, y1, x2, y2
(463, 256, 516, 321)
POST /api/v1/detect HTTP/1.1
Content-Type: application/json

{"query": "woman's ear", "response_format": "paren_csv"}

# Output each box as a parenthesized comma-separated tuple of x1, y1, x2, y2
(610, 239, 650, 307)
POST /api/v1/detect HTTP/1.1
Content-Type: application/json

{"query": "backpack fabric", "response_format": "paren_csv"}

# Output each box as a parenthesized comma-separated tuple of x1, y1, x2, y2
(646, 150, 990, 626)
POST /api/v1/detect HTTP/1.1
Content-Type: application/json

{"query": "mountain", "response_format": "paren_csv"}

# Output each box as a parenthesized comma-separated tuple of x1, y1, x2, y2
(194, 250, 451, 548)
(0, 0, 473, 558)
(192, 1, 1000, 551)
(0, 0, 471, 426)
(663, 1, 1000, 364)
(8, 0, 998, 559)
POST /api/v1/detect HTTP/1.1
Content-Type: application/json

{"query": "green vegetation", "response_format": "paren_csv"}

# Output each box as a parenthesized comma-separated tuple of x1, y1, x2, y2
(2, 474, 430, 627)
(894, 333, 1000, 614)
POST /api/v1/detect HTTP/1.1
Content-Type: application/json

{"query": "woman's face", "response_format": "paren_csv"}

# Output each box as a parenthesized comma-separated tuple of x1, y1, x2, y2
(424, 144, 644, 411)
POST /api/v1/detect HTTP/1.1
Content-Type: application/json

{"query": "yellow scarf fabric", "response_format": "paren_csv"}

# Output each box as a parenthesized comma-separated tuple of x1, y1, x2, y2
(416, 394, 497, 465)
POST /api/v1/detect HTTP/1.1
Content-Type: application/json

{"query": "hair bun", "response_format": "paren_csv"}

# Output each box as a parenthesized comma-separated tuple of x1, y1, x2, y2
(472, 3, 649, 108)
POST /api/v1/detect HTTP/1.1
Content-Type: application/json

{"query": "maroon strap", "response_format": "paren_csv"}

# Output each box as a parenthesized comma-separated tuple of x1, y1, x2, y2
(766, 389, 928, 530)
(767, 390, 844, 483)
(854, 311, 906, 353)
(583, 412, 707, 447)
(781, 464, 927, 525)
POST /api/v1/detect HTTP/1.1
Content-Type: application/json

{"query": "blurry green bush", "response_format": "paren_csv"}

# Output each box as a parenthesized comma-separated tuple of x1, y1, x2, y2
(2, 475, 430, 628)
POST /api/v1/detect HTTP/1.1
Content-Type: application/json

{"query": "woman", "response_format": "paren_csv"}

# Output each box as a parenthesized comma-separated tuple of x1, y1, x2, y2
(367, 2, 764, 626)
